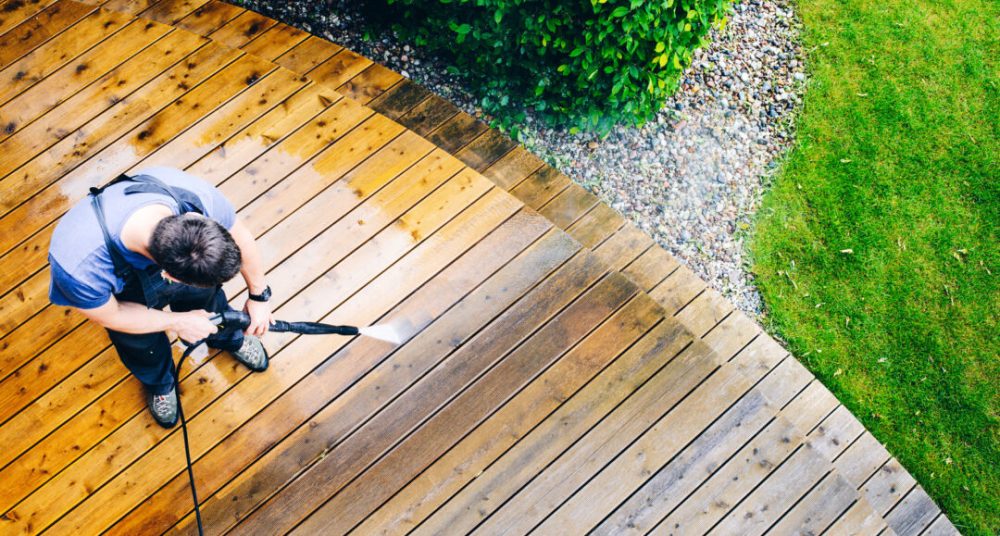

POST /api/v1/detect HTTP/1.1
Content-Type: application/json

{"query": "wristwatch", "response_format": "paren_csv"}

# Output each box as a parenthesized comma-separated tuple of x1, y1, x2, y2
(248, 285, 272, 302)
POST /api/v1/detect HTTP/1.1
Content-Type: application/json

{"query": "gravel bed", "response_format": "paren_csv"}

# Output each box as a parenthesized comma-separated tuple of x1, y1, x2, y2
(238, 0, 804, 315)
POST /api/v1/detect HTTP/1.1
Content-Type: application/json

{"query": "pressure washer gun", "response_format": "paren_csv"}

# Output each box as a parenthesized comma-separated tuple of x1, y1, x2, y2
(210, 310, 360, 336)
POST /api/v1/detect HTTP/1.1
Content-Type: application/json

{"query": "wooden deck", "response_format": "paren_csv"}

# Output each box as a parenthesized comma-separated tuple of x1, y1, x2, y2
(0, 1, 957, 534)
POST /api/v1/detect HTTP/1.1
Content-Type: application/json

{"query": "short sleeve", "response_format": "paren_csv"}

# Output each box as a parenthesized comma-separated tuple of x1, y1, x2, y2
(48, 254, 115, 310)
(205, 185, 237, 230)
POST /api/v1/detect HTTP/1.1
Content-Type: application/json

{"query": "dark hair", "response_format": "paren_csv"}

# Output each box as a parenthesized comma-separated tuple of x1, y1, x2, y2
(149, 214, 241, 287)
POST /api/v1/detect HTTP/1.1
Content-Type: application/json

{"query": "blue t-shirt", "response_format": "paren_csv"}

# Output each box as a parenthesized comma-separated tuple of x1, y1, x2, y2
(48, 167, 237, 310)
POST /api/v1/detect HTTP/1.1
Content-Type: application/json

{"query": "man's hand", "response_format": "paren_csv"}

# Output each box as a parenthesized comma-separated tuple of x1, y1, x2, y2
(170, 310, 219, 343)
(243, 299, 272, 337)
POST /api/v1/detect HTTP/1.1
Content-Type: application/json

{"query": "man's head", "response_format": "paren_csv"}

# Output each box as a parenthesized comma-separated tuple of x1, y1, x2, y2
(149, 214, 241, 287)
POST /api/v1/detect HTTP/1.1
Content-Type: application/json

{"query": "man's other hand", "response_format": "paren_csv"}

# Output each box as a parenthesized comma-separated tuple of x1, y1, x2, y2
(171, 310, 219, 343)
(243, 299, 272, 337)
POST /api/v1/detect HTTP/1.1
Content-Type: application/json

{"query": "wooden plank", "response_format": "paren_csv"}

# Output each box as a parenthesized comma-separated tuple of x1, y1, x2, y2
(296, 277, 652, 534)
(416, 327, 704, 536)
(16, 172, 514, 536)
(702, 310, 759, 362)
(477, 359, 748, 535)
(227, 150, 466, 302)
(0, 268, 50, 338)
(0, 0, 59, 36)
(538, 182, 599, 230)
(213, 97, 374, 210)
(173, 0, 243, 35)
(510, 166, 570, 210)
(397, 94, 459, 138)
(114, 214, 564, 536)
(0, 7, 131, 106)
(481, 145, 545, 191)
(0, 1, 96, 70)
(675, 287, 733, 337)
(426, 110, 487, 154)
(920, 513, 960, 536)
(710, 444, 832, 535)
(588, 389, 775, 535)
(235, 270, 627, 534)
(725, 334, 786, 390)
(271, 34, 341, 75)
(862, 459, 917, 515)
(138, 0, 209, 25)
(0, 38, 239, 211)
(701, 398, 862, 536)
(566, 201, 626, 248)
(123, 66, 309, 173)
(824, 498, 889, 536)
(0, 319, 105, 426)
(651, 417, 801, 535)
(0, 26, 207, 191)
(622, 243, 679, 292)
(454, 126, 517, 173)
(232, 120, 419, 237)
(368, 79, 432, 121)
(650, 265, 706, 315)
(834, 431, 892, 488)
(336, 62, 401, 105)
(748, 355, 811, 409)
(240, 20, 308, 62)
(183, 83, 337, 181)
(809, 404, 866, 463)
(306, 48, 371, 89)
(885, 486, 940, 536)
(0, 17, 172, 142)
(766, 471, 858, 535)
(356, 312, 691, 535)
(649, 378, 838, 535)
(592, 222, 654, 271)
(205, 8, 274, 49)
(98, 0, 157, 15)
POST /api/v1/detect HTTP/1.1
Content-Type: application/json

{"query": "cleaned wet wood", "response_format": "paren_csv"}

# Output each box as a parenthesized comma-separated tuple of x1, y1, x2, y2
(0, 0, 61, 36)
(0, 1, 96, 69)
(0, 7, 131, 105)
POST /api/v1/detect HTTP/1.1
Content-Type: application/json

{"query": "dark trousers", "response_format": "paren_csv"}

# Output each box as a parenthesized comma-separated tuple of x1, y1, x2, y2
(106, 273, 243, 395)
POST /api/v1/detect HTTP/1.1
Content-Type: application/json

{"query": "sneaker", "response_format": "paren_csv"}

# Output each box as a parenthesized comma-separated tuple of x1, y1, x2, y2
(232, 335, 268, 371)
(147, 387, 178, 428)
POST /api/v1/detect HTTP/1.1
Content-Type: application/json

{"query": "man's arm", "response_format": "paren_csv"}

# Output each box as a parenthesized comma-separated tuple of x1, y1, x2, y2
(228, 216, 272, 336)
(79, 295, 218, 342)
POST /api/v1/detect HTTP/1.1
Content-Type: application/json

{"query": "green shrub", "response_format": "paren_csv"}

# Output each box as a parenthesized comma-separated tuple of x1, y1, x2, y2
(371, 0, 732, 132)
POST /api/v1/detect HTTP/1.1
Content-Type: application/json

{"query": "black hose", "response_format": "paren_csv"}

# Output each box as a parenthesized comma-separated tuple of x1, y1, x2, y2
(175, 342, 205, 536)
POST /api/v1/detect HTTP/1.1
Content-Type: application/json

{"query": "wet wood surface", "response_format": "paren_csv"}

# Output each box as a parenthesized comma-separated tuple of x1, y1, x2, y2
(0, 1, 947, 534)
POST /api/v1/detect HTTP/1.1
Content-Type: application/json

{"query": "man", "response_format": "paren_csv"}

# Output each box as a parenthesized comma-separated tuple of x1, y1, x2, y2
(48, 166, 273, 428)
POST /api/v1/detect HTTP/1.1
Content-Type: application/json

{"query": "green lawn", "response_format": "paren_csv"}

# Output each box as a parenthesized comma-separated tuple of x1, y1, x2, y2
(750, 0, 998, 533)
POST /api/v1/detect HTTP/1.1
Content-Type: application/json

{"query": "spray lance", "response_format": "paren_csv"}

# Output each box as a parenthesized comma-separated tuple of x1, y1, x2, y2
(174, 311, 403, 535)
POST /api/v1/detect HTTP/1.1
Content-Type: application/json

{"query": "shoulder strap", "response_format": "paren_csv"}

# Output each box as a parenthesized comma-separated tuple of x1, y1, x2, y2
(89, 193, 132, 281)
(88, 173, 133, 197)
(122, 174, 207, 215)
